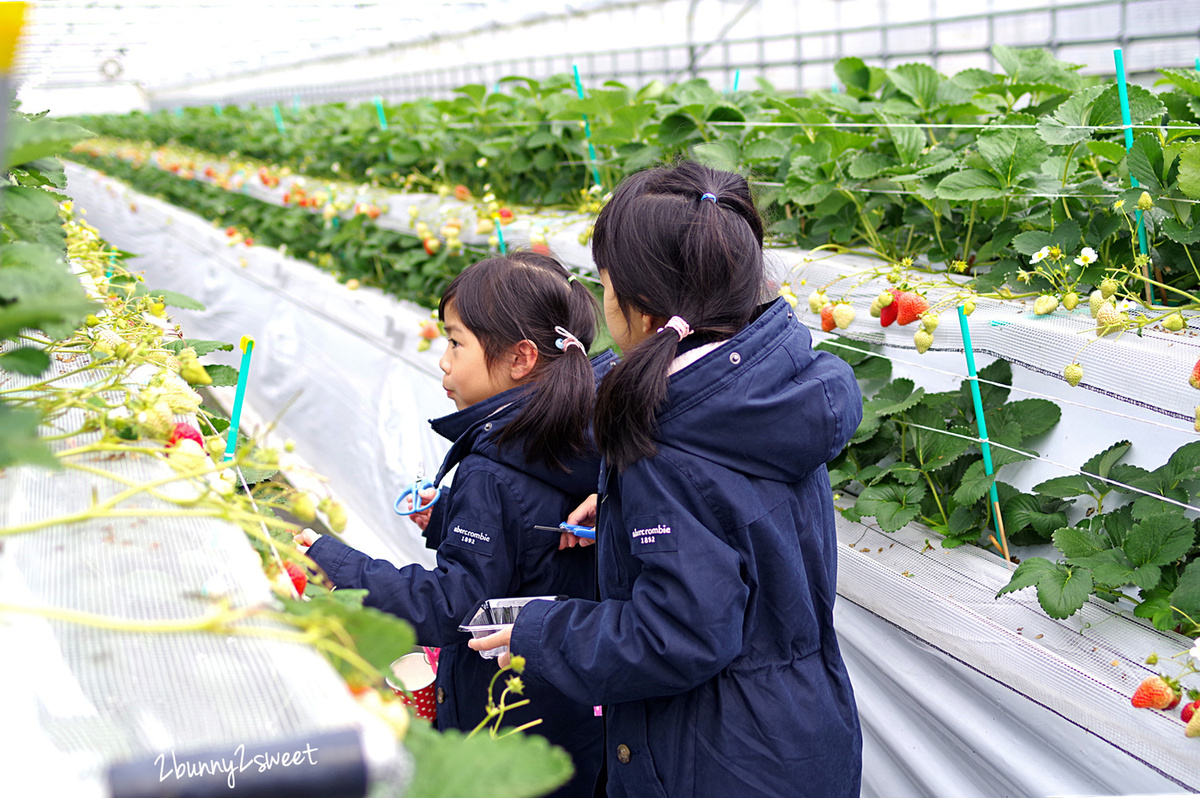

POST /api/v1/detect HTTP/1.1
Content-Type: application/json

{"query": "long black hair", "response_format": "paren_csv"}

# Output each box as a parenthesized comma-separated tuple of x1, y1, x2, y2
(593, 161, 766, 470)
(438, 250, 599, 471)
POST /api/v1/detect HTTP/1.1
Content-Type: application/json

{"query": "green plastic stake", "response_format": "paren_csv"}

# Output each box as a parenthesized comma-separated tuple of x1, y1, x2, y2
(571, 64, 604, 189)
(213, 103, 223, 116)
(293, 94, 301, 113)
(958, 305, 1010, 562)
(493, 217, 507, 254)
(374, 96, 388, 130)
(272, 103, 286, 134)
(1114, 48, 1153, 304)
(223, 336, 255, 463)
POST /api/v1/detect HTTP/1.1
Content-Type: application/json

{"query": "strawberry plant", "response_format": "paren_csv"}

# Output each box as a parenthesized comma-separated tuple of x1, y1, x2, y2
(824, 339, 1064, 553)
(997, 439, 1200, 633)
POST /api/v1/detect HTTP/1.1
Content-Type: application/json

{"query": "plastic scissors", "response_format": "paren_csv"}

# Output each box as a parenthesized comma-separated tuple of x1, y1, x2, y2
(394, 462, 441, 516)
(533, 522, 595, 540)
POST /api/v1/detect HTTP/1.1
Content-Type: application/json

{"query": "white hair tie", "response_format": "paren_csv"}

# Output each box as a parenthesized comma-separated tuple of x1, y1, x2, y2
(554, 325, 586, 354)
(657, 316, 692, 339)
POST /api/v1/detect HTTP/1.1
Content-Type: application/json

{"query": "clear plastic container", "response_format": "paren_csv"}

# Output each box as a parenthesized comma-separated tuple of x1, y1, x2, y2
(459, 595, 559, 659)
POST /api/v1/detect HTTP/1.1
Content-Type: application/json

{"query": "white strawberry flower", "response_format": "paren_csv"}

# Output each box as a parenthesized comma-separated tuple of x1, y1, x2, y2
(1030, 246, 1050, 264)
(1074, 247, 1098, 266)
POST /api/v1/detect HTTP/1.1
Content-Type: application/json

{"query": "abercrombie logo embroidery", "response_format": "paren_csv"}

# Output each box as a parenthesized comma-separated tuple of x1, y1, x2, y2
(454, 525, 492, 545)
(633, 524, 671, 545)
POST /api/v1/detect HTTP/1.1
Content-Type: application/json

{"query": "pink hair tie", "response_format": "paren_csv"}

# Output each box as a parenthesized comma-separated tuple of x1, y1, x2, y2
(657, 316, 692, 340)
(554, 325, 586, 354)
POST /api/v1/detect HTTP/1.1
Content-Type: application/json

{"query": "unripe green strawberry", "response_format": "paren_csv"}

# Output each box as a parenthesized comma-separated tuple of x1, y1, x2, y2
(136, 401, 174, 439)
(832, 303, 855, 330)
(877, 291, 894, 308)
(808, 290, 827, 314)
(869, 297, 883, 318)
(914, 328, 934, 354)
(1034, 294, 1059, 315)
(921, 313, 939, 333)
(1137, 191, 1154, 212)
(326, 501, 348, 533)
(1096, 302, 1123, 336)
(1100, 277, 1118, 299)
(1188, 710, 1200, 738)
(1088, 290, 1105, 318)
(1062, 292, 1079, 310)
(1195, 407, 1200, 434)
(291, 492, 317, 523)
(85, 314, 101, 327)
(1064, 362, 1083, 387)
(962, 300, 976, 316)
(1164, 313, 1185, 332)
(179, 358, 212, 386)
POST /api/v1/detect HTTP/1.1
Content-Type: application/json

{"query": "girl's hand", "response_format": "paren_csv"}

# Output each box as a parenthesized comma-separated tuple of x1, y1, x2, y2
(407, 487, 439, 531)
(559, 493, 597, 550)
(293, 528, 321, 548)
(468, 627, 513, 668)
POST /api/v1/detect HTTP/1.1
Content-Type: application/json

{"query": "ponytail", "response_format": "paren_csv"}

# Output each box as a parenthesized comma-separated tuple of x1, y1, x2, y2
(593, 161, 765, 471)
(440, 251, 599, 472)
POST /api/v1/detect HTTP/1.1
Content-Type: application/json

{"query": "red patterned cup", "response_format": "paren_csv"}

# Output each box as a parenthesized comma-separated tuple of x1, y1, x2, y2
(387, 652, 437, 722)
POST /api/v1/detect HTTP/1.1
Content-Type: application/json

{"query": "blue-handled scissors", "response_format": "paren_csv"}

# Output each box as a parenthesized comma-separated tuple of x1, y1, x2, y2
(394, 463, 440, 516)
(534, 523, 595, 540)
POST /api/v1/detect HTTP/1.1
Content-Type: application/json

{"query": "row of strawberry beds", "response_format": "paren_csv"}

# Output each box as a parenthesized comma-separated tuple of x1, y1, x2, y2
(1, 108, 576, 796)
(69, 45, 1200, 299)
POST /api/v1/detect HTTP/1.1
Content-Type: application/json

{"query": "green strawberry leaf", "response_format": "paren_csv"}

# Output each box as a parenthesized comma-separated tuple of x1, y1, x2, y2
(281, 593, 414, 677)
(953, 459, 995, 506)
(1179, 143, 1200, 200)
(852, 355, 892, 382)
(935, 168, 1004, 200)
(1005, 398, 1061, 439)
(916, 423, 972, 472)
(1133, 587, 1179, 630)
(1035, 565, 1094, 619)
(162, 338, 235, 356)
(864, 377, 925, 417)
(1033, 474, 1092, 498)
(0, 346, 51, 376)
(1067, 549, 1135, 589)
(1169, 561, 1200, 633)
(1054, 525, 1108, 559)
(854, 481, 927, 532)
(204, 364, 239, 387)
(1124, 512, 1195, 568)
(1005, 497, 1066, 539)
(0, 405, 60, 470)
(132, 285, 206, 310)
(403, 723, 573, 798)
(997, 556, 1059, 595)
(849, 411, 882, 445)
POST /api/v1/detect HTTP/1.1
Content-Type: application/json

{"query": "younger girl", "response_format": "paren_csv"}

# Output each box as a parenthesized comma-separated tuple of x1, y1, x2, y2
(470, 162, 864, 797)
(296, 251, 607, 798)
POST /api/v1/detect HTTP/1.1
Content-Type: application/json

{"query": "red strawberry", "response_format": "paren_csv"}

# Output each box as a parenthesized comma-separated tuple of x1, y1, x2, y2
(285, 561, 307, 595)
(424, 238, 441, 256)
(879, 291, 899, 327)
(820, 304, 835, 332)
(1131, 675, 1178, 709)
(166, 423, 203, 448)
(1190, 358, 1200, 390)
(225, 226, 237, 237)
(1180, 699, 1200, 722)
(895, 291, 930, 326)
(453, 184, 471, 202)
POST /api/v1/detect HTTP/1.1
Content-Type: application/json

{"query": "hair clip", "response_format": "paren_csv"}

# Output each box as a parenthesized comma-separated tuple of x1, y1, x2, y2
(657, 316, 693, 340)
(700, 193, 718, 204)
(554, 325, 586, 354)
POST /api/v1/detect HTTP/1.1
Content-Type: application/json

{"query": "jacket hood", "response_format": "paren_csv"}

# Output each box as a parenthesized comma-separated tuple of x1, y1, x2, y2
(655, 298, 862, 482)
(429, 350, 618, 496)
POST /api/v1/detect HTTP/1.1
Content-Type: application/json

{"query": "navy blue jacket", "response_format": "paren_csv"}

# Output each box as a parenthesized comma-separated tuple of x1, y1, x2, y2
(306, 353, 615, 798)
(511, 299, 863, 797)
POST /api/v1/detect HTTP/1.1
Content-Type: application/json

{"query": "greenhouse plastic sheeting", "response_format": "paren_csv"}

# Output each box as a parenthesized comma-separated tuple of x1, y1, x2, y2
(62, 163, 1197, 796)
(0, 350, 410, 796)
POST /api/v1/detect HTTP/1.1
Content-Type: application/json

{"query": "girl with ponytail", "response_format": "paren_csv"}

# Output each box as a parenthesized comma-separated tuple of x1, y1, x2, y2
(471, 162, 865, 797)
(297, 251, 607, 798)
